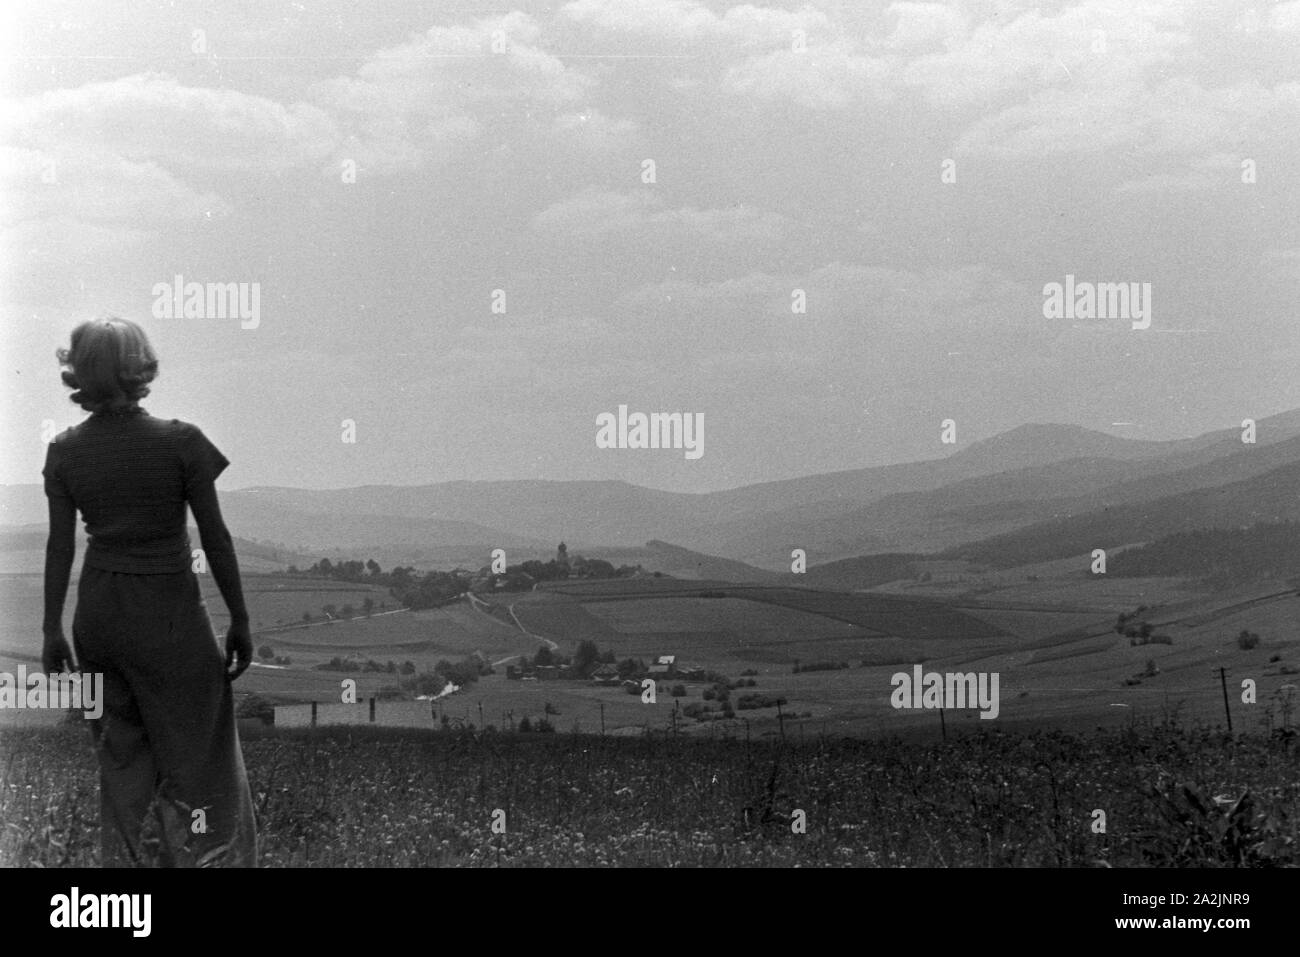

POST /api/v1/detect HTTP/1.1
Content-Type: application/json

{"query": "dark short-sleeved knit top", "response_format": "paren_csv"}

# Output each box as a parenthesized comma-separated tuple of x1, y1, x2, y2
(42, 408, 230, 574)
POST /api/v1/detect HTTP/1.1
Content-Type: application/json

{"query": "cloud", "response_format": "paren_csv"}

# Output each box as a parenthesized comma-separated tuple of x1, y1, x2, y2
(1271, 2, 1300, 32)
(0, 146, 228, 227)
(310, 12, 595, 173)
(1, 73, 338, 171)
(956, 77, 1300, 158)
(531, 187, 786, 241)
(561, 0, 830, 45)
(724, 39, 894, 110)
(1115, 152, 1243, 193)
(551, 110, 640, 154)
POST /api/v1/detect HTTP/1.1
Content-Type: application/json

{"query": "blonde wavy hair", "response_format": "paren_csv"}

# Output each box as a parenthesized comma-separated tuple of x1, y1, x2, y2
(57, 317, 159, 413)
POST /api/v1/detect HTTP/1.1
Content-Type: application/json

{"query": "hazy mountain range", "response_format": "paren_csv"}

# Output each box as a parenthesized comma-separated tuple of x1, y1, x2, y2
(3, 409, 1298, 582)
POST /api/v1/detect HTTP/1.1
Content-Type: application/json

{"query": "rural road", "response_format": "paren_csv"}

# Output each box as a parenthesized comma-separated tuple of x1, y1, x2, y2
(463, 592, 558, 666)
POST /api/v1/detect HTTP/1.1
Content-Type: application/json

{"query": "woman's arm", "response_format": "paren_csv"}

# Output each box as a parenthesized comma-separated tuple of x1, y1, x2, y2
(187, 480, 252, 678)
(43, 494, 77, 672)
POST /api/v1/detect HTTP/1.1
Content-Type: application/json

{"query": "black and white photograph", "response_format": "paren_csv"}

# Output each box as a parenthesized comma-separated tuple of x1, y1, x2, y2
(0, 0, 1295, 931)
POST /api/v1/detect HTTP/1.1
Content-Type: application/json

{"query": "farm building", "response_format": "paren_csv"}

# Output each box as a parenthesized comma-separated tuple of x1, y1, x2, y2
(647, 654, 677, 676)
(591, 663, 620, 685)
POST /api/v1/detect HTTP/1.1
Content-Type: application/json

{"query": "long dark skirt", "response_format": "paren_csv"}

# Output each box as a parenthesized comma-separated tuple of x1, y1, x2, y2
(72, 565, 257, 867)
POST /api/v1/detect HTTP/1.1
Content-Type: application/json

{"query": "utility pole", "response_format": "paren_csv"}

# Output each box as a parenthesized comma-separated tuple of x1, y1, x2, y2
(1219, 667, 1233, 733)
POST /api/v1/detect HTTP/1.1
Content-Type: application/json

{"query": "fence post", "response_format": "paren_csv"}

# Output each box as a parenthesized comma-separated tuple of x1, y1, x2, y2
(600, 701, 605, 736)
(369, 697, 376, 723)
(311, 700, 317, 727)
(1219, 667, 1233, 733)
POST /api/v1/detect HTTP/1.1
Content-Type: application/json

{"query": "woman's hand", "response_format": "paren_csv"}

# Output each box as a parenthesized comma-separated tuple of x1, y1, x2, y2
(42, 629, 75, 674)
(225, 620, 253, 681)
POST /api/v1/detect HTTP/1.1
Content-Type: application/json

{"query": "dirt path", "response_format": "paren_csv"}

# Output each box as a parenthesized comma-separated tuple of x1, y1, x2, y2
(463, 592, 558, 665)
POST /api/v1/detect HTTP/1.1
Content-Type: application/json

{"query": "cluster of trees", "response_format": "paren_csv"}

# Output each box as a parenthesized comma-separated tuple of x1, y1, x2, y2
(288, 557, 472, 611)
(316, 656, 417, 675)
(516, 640, 641, 679)
(1108, 521, 1300, 588)
(287, 548, 639, 608)
(791, 660, 849, 674)
(398, 654, 493, 699)
(484, 555, 640, 593)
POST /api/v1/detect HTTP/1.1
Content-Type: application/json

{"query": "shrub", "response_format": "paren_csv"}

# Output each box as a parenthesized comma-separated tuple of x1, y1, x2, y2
(403, 670, 448, 698)
(702, 687, 715, 701)
(1131, 633, 1172, 646)
(792, 660, 848, 674)
(737, 693, 788, 711)
(235, 695, 275, 724)
(545, 701, 560, 715)
(671, 684, 686, 698)
(1237, 630, 1261, 650)
(518, 716, 533, 733)
(258, 644, 274, 660)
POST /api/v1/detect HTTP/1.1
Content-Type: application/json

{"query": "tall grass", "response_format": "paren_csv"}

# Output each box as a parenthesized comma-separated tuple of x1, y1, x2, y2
(2, 719, 1296, 867)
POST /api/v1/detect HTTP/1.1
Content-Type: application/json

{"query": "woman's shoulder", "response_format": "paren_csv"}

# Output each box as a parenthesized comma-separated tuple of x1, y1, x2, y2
(144, 414, 204, 439)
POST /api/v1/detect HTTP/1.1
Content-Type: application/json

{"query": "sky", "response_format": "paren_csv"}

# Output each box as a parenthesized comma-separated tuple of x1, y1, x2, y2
(2, 0, 1298, 494)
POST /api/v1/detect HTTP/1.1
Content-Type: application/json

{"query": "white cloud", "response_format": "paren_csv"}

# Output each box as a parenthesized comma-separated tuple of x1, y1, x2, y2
(310, 12, 595, 173)
(561, 0, 830, 45)
(957, 77, 1300, 158)
(1, 73, 338, 171)
(531, 187, 786, 241)
(1271, 2, 1300, 32)
(0, 146, 228, 226)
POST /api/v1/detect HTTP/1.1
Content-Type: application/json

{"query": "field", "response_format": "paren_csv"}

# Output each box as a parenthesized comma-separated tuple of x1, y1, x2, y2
(2, 719, 1296, 867)
(5, 567, 1300, 867)
(7, 570, 1300, 737)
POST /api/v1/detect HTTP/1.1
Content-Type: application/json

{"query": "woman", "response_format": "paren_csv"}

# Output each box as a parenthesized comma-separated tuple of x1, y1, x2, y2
(42, 317, 257, 867)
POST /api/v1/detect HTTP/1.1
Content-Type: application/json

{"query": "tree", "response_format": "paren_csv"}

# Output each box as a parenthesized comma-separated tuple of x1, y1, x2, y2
(366, 559, 382, 578)
(362, 596, 375, 617)
(572, 639, 601, 677)
(322, 603, 338, 619)
(534, 645, 554, 667)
